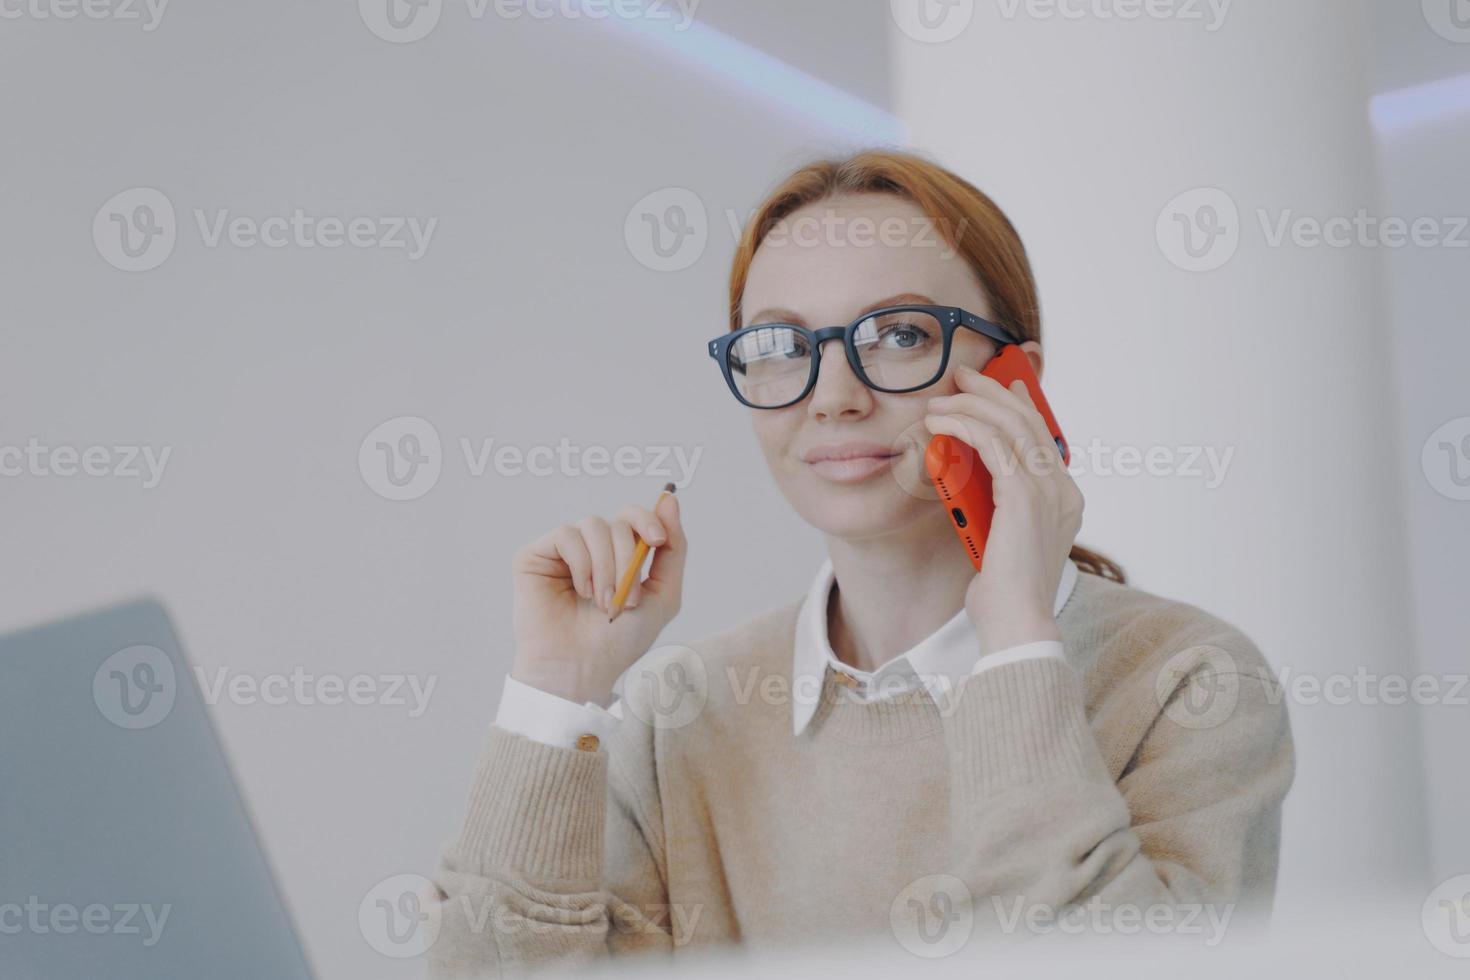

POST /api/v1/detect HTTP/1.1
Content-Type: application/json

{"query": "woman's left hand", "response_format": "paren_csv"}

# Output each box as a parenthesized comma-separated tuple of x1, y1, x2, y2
(924, 364, 1085, 655)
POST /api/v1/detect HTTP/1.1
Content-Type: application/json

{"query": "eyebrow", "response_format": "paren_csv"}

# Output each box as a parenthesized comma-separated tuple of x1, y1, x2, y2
(744, 292, 937, 328)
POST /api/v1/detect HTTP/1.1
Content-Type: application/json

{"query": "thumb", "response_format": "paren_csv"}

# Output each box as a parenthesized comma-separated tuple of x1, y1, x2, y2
(643, 490, 687, 606)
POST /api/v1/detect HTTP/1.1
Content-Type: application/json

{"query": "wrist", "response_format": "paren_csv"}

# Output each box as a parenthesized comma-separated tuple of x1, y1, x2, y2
(975, 608, 1060, 655)
(509, 661, 612, 707)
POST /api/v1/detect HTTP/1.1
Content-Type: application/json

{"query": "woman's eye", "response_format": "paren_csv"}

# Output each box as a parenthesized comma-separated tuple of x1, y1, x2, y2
(878, 323, 930, 348)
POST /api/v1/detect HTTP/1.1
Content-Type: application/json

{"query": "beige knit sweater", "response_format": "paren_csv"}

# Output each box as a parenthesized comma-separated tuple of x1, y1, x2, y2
(426, 569, 1294, 976)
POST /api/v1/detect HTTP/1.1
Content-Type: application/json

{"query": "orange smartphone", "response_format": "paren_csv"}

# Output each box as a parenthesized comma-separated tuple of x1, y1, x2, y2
(924, 345, 1069, 572)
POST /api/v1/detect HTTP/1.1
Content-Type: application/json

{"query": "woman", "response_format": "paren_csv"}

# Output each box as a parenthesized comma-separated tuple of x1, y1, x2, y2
(426, 149, 1294, 975)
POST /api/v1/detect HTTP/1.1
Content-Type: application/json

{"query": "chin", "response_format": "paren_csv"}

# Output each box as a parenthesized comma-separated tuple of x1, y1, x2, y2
(788, 472, 923, 539)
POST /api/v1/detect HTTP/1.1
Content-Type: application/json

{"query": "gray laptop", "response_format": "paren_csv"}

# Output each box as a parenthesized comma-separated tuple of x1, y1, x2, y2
(0, 598, 315, 979)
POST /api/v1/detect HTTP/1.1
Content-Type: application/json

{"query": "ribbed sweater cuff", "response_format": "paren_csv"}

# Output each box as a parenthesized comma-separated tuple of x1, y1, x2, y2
(940, 656, 1111, 794)
(455, 724, 608, 887)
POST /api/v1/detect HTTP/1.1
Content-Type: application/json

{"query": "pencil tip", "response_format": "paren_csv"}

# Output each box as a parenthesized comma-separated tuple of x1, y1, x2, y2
(663, 482, 676, 493)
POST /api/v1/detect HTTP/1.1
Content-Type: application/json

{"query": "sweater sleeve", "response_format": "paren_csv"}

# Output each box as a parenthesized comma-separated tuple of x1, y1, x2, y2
(938, 640, 1294, 941)
(424, 712, 673, 978)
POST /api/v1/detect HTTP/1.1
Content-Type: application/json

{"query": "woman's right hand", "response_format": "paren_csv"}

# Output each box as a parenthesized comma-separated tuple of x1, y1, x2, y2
(508, 491, 687, 707)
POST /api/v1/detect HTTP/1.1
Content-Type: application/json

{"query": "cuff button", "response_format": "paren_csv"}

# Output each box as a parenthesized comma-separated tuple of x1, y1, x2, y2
(575, 733, 600, 752)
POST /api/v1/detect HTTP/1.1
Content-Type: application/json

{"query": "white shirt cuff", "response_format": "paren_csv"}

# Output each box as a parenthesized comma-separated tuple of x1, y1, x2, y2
(970, 639, 1065, 676)
(495, 674, 623, 749)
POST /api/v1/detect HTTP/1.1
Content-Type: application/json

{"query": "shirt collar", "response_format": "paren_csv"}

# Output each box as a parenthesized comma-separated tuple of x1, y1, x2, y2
(791, 558, 1078, 736)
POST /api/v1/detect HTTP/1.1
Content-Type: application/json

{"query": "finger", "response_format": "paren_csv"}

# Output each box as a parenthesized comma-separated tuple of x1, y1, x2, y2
(519, 525, 594, 600)
(642, 491, 686, 609)
(924, 413, 1026, 493)
(961, 366, 1059, 466)
(577, 515, 617, 612)
(609, 517, 641, 609)
(927, 388, 1034, 462)
(1005, 379, 1063, 469)
(617, 504, 672, 608)
(615, 504, 668, 549)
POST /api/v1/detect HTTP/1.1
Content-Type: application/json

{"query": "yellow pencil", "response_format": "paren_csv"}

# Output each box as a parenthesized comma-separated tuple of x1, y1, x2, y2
(608, 482, 676, 622)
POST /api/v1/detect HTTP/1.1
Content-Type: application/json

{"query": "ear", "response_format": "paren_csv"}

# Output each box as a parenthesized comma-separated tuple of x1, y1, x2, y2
(1018, 340, 1045, 382)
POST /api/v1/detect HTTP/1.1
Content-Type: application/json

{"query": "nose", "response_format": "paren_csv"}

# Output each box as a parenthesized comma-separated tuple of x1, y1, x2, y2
(807, 336, 873, 421)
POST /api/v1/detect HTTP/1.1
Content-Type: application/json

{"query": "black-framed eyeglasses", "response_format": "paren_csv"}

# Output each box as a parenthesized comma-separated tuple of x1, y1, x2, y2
(707, 304, 1021, 410)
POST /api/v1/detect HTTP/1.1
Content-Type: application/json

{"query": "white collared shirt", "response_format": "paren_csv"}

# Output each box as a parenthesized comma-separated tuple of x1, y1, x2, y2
(789, 557, 1077, 735)
(495, 559, 1080, 748)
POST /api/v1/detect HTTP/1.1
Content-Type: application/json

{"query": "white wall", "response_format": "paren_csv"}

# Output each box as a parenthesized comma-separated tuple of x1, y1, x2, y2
(1371, 0, 1470, 885)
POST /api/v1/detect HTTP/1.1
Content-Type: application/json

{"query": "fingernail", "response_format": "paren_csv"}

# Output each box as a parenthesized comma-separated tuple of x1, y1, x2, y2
(603, 586, 613, 610)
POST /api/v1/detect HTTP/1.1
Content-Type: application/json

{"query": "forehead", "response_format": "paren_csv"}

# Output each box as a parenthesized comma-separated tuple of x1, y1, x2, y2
(741, 192, 985, 327)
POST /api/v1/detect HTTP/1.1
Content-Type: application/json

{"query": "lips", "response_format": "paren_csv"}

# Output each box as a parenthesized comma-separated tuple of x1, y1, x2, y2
(801, 442, 902, 483)
(800, 442, 902, 464)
